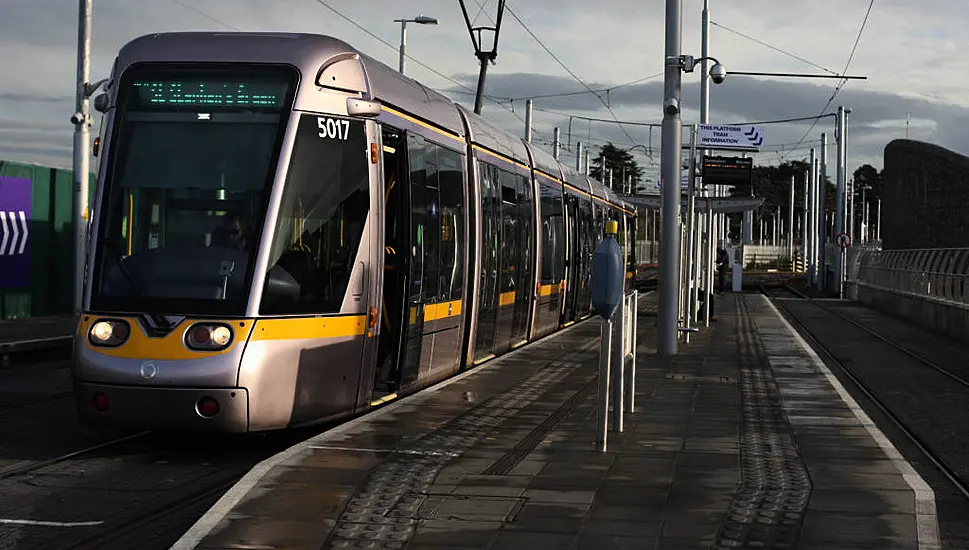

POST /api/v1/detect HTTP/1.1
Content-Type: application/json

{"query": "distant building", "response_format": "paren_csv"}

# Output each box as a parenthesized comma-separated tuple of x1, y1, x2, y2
(882, 139, 969, 249)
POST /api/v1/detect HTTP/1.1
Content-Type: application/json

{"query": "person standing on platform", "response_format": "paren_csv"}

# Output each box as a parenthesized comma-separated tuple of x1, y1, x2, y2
(717, 247, 731, 294)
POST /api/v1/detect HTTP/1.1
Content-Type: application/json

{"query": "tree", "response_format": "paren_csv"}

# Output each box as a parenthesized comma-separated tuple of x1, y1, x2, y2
(725, 160, 836, 243)
(589, 142, 646, 194)
(853, 164, 882, 199)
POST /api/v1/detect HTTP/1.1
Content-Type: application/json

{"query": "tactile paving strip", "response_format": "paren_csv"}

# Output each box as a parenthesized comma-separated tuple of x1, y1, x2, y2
(712, 296, 810, 550)
(324, 351, 596, 548)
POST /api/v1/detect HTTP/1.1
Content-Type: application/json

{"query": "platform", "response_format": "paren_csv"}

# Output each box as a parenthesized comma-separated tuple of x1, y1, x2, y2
(172, 293, 937, 550)
(0, 314, 75, 353)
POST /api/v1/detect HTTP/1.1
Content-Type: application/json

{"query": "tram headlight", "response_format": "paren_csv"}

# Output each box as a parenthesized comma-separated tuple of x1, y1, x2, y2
(185, 323, 234, 351)
(88, 319, 131, 347)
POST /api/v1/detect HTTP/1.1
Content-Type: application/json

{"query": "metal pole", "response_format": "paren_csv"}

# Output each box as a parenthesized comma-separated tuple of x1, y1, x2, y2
(813, 156, 821, 288)
(398, 21, 407, 74)
(807, 149, 816, 286)
(703, 198, 713, 325)
(625, 290, 638, 412)
(788, 175, 795, 263)
(576, 142, 583, 172)
(658, 0, 683, 356)
(524, 99, 533, 143)
(596, 318, 612, 452)
(611, 294, 625, 432)
(684, 125, 698, 340)
(473, 55, 488, 114)
(801, 169, 808, 275)
(553, 127, 560, 160)
(819, 132, 828, 289)
(835, 106, 847, 237)
(876, 197, 881, 241)
(72, 0, 92, 316)
(849, 178, 855, 241)
(585, 150, 590, 176)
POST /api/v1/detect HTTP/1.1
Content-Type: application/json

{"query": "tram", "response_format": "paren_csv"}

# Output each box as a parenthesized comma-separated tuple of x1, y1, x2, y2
(72, 32, 637, 432)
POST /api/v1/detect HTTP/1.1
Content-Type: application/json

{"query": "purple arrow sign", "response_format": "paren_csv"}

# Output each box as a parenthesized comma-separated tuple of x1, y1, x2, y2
(0, 176, 32, 288)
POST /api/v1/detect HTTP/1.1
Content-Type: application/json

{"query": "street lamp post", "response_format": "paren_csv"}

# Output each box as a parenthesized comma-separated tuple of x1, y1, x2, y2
(394, 15, 438, 75)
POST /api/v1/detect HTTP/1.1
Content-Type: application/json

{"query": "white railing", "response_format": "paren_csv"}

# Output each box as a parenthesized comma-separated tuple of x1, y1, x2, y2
(853, 248, 969, 308)
(596, 290, 639, 452)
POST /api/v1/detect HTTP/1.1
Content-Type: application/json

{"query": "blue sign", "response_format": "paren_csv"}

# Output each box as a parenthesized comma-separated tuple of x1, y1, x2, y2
(0, 176, 31, 288)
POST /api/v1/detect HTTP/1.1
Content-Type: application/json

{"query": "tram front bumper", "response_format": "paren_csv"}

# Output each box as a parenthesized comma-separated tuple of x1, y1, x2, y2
(74, 382, 250, 433)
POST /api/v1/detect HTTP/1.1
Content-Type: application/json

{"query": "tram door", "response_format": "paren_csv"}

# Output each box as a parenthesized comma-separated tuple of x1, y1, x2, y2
(473, 164, 501, 363)
(562, 194, 580, 324)
(374, 127, 424, 395)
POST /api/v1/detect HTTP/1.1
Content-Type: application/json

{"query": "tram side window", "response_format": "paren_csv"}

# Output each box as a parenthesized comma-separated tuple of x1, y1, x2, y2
(407, 135, 465, 305)
(419, 139, 441, 302)
(499, 168, 520, 296)
(518, 172, 533, 279)
(260, 113, 369, 315)
(539, 183, 564, 285)
(437, 147, 465, 301)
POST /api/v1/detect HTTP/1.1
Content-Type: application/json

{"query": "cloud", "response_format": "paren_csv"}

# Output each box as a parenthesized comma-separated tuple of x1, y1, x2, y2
(1, 0, 968, 174)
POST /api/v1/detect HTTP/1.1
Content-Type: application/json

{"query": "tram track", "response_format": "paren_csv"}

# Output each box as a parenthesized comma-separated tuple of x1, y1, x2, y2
(0, 431, 151, 482)
(759, 282, 969, 504)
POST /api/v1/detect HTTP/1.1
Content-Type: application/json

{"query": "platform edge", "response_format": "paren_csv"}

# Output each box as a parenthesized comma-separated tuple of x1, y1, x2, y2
(167, 306, 614, 550)
(760, 295, 941, 550)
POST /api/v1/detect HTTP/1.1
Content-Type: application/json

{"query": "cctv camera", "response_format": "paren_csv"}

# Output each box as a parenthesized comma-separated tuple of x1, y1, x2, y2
(663, 98, 680, 116)
(70, 112, 85, 125)
(710, 63, 727, 84)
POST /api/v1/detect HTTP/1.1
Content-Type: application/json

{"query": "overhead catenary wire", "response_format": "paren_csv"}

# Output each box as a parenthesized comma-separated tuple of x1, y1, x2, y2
(503, 3, 638, 147)
(778, 0, 876, 160)
(711, 20, 838, 75)
(165, 0, 239, 30)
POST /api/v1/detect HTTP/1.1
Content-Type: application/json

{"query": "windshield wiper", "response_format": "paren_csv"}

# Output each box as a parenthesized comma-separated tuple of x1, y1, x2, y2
(98, 239, 173, 330)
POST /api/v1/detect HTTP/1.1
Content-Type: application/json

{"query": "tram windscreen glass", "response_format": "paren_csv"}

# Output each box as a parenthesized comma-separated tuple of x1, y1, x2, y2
(90, 64, 296, 315)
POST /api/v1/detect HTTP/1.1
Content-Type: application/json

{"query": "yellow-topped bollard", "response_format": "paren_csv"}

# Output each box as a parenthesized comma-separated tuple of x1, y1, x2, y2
(605, 220, 618, 235)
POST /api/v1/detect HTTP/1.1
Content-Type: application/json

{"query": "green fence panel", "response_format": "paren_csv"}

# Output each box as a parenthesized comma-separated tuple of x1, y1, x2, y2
(0, 159, 96, 320)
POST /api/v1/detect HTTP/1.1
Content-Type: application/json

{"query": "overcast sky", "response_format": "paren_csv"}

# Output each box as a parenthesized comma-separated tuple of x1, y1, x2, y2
(2, 0, 967, 184)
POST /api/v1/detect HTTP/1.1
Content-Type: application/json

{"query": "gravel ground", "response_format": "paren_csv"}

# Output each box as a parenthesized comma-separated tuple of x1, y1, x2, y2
(774, 297, 969, 550)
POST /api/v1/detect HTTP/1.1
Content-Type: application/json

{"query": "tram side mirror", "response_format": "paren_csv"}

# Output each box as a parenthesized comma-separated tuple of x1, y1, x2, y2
(347, 97, 382, 118)
(94, 93, 109, 113)
(263, 266, 301, 301)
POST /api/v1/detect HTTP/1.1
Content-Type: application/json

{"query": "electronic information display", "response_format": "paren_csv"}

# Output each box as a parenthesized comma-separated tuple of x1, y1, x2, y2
(701, 155, 753, 187)
(129, 77, 290, 110)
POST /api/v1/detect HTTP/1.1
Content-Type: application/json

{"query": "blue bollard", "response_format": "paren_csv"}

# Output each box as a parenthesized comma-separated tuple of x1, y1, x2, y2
(592, 221, 625, 451)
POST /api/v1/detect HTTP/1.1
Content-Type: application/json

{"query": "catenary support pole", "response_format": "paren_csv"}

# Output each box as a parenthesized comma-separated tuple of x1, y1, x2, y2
(658, 0, 683, 356)
(834, 106, 848, 288)
(788, 174, 795, 264)
(807, 148, 817, 286)
(801, 170, 809, 272)
(553, 127, 560, 160)
(72, 0, 92, 316)
(818, 132, 827, 289)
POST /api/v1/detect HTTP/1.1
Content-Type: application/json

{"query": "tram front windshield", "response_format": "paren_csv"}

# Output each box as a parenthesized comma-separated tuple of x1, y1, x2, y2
(89, 64, 296, 315)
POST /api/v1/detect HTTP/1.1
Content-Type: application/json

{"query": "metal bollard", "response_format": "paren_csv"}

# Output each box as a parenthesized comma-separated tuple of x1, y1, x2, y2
(624, 290, 638, 413)
(596, 318, 612, 452)
(610, 293, 626, 433)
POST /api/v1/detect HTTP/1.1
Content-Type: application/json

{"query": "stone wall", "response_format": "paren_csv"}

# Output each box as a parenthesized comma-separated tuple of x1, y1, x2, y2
(882, 139, 969, 249)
